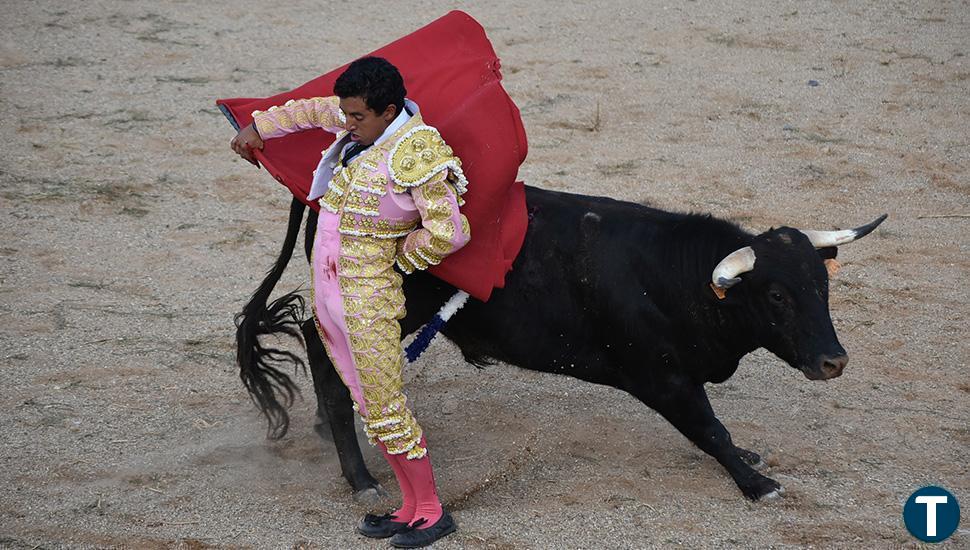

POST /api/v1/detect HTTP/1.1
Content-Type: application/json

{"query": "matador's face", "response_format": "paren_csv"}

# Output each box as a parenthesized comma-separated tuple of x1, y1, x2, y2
(339, 96, 397, 146)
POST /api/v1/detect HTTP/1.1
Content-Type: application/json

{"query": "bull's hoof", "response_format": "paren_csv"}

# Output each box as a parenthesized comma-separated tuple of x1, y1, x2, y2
(735, 447, 766, 470)
(353, 485, 387, 505)
(760, 486, 786, 501)
(740, 474, 784, 501)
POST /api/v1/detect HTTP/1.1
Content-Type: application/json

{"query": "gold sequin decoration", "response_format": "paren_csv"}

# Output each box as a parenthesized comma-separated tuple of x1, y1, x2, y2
(276, 110, 294, 129)
(343, 188, 382, 217)
(254, 117, 275, 137)
(390, 127, 462, 187)
(339, 216, 418, 239)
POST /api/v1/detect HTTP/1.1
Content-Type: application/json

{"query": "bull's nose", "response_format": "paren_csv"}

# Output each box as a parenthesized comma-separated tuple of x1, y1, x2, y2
(819, 354, 848, 379)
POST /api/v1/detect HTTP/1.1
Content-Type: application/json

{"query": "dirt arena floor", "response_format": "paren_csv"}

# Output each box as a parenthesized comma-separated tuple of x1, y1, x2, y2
(1, 0, 967, 547)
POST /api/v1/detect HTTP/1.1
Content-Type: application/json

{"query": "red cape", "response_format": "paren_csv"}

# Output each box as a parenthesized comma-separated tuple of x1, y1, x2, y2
(217, 11, 528, 302)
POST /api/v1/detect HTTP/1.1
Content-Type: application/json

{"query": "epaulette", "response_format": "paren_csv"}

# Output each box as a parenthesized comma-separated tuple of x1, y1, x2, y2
(388, 126, 468, 195)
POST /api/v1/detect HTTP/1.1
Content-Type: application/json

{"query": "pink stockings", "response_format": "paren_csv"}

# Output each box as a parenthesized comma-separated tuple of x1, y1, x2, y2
(382, 444, 416, 521)
(380, 436, 443, 529)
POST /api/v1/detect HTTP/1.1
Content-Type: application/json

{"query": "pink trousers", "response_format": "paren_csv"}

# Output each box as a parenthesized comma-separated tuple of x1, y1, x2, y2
(310, 211, 426, 458)
(311, 212, 366, 410)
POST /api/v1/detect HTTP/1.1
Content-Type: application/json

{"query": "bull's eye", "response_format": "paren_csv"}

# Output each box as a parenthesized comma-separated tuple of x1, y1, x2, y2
(768, 289, 785, 305)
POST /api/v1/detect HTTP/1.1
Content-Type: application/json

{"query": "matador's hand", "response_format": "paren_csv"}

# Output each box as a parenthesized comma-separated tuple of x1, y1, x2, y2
(230, 123, 264, 167)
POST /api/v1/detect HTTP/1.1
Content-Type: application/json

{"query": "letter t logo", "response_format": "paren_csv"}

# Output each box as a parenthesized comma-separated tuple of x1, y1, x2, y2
(915, 495, 948, 537)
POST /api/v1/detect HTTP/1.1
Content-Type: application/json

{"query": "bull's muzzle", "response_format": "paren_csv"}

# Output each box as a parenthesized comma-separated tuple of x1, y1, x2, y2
(804, 354, 849, 380)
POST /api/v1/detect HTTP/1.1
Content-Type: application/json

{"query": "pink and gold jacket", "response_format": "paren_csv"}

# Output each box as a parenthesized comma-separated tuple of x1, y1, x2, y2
(252, 96, 471, 273)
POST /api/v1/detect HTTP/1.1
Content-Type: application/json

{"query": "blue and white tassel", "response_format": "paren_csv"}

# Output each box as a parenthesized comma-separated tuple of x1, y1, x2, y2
(405, 290, 469, 363)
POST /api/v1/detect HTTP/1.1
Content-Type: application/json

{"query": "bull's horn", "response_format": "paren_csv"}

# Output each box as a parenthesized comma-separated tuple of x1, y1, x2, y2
(800, 214, 888, 249)
(711, 246, 757, 290)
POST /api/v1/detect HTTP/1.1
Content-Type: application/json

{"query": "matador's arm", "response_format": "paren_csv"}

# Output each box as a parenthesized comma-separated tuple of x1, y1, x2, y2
(389, 126, 471, 273)
(396, 171, 471, 273)
(251, 96, 347, 140)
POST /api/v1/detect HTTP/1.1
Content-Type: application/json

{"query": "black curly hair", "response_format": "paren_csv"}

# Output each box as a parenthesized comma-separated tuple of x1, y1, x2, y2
(334, 56, 406, 116)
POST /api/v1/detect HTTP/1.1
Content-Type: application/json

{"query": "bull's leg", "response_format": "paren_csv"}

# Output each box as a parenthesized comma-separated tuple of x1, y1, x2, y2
(735, 447, 766, 469)
(638, 380, 782, 501)
(301, 319, 383, 501)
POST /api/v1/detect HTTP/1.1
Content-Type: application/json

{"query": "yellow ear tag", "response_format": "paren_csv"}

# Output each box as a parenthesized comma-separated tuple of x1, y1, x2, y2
(710, 283, 727, 300)
(824, 258, 842, 277)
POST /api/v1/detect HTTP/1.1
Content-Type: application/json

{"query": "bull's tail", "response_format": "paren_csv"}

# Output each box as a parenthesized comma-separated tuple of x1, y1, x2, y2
(235, 197, 308, 439)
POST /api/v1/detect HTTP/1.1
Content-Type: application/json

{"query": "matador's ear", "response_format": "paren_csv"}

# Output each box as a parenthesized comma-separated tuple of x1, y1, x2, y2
(382, 103, 398, 121)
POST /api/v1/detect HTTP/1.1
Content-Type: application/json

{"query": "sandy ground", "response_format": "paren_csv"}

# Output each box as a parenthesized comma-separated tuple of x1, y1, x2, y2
(1, 0, 968, 548)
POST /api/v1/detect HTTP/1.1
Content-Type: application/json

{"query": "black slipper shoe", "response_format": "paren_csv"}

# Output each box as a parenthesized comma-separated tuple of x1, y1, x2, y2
(389, 511, 457, 548)
(357, 513, 409, 539)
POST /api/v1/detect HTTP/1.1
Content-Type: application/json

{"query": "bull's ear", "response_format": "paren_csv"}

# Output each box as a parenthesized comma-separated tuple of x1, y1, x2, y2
(705, 281, 745, 305)
(824, 258, 841, 277)
(817, 246, 838, 261)
(816, 247, 840, 277)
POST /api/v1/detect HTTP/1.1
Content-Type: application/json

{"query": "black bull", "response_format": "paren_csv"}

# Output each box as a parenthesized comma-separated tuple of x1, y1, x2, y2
(236, 186, 886, 501)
